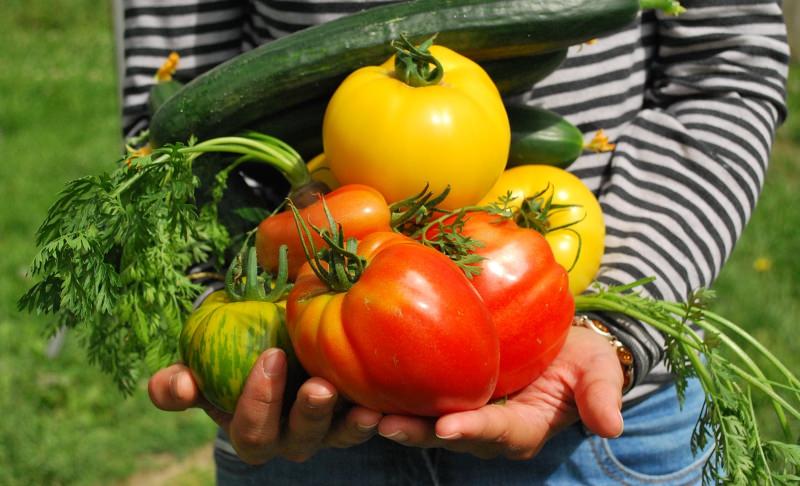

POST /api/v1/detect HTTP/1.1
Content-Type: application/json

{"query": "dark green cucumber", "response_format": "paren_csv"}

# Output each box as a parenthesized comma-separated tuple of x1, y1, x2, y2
(148, 79, 183, 119)
(481, 49, 567, 96)
(506, 104, 585, 169)
(150, 0, 649, 146)
(248, 49, 569, 160)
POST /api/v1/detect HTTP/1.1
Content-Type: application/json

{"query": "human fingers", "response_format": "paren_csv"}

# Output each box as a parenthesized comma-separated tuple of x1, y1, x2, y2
(377, 415, 440, 449)
(148, 362, 232, 430)
(571, 333, 625, 438)
(227, 348, 288, 465)
(324, 406, 383, 448)
(435, 404, 548, 460)
(148, 363, 201, 411)
(280, 377, 339, 462)
(378, 406, 541, 460)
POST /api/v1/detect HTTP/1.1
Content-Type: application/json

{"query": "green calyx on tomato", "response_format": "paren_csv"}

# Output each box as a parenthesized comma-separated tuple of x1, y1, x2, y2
(323, 40, 510, 210)
(508, 186, 586, 272)
(479, 165, 605, 296)
(226, 245, 290, 303)
(392, 34, 444, 87)
(288, 198, 367, 292)
(255, 184, 391, 282)
(284, 197, 500, 415)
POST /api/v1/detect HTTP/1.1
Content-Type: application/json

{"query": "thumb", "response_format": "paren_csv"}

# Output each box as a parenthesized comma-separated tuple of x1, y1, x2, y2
(572, 337, 625, 438)
(228, 348, 288, 463)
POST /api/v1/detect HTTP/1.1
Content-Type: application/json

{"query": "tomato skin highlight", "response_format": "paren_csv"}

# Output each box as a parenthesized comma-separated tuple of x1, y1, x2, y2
(286, 232, 500, 416)
(431, 212, 575, 399)
(323, 45, 510, 210)
(255, 184, 391, 280)
(479, 165, 605, 295)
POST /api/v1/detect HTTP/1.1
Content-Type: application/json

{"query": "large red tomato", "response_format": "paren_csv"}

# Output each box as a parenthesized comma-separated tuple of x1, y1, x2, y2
(286, 232, 500, 416)
(432, 211, 575, 399)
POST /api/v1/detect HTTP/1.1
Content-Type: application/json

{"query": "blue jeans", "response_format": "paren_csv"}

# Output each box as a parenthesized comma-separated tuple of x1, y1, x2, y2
(215, 378, 712, 485)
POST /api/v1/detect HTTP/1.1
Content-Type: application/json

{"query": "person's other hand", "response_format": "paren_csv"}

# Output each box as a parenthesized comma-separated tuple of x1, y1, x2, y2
(377, 326, 624, 460)
(147, 348, 382, 464)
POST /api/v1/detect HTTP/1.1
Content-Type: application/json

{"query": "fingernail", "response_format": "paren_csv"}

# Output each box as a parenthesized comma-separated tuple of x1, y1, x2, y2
(169, 372, 188, 401)
(356, 421, 379, 432)
(435, 432, 462, 440)
(168, 373, 179, 399)
(262, 349, 283, 378)
(306, 392, 335, 409)
(612, 410, 625, 438)
(379, 430, 408, 443)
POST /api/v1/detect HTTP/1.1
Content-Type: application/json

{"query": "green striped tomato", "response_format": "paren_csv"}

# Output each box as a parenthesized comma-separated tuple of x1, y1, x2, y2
(179, 291, 294, 413)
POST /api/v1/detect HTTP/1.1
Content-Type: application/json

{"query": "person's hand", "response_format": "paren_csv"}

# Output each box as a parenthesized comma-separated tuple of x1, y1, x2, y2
(147, 348, 382, 464)
(377, 326, 625, 460)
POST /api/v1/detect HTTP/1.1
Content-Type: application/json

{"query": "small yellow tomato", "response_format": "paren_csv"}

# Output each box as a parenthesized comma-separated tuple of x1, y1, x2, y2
(323, 44, 510, 210)
(306, 153, 340, 190)
(479, 165, 605, 295)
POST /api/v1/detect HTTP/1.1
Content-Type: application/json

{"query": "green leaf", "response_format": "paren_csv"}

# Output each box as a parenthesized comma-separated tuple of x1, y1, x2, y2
(234, 206, 271, 224)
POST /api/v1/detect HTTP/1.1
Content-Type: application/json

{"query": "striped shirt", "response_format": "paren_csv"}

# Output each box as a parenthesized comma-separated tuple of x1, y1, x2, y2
(115, 0, 789, 402)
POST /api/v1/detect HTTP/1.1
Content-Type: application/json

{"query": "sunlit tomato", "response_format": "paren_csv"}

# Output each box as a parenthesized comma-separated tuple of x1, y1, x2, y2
(255, 184, 391, 280)
(179, 290, 289, 413)
(479, 165, 605, 295)
(430, 212, 574, 398)
(323, 45, 510, 209)
(286, 232, 500, 416)
(179, 247, 305, 414)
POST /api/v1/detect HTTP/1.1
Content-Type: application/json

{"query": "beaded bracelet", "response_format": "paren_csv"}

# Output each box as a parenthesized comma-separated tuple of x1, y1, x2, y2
(572, 315, 635, 393)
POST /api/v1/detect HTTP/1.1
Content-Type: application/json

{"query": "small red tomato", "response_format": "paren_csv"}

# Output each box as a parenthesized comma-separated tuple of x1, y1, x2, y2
(255, 184, 391, 280)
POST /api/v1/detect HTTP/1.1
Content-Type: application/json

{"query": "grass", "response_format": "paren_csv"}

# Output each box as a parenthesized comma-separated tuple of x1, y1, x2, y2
(709, 68, 800, 439)
(0, 2, 216, 485)
(0, 1, 797, 484)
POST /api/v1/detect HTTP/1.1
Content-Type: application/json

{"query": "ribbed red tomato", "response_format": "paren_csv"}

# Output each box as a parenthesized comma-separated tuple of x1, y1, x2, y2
(286, 232, 500, 416)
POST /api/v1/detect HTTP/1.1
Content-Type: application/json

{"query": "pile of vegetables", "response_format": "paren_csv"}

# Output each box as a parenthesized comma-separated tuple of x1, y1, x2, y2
(18, 0, 799, 483)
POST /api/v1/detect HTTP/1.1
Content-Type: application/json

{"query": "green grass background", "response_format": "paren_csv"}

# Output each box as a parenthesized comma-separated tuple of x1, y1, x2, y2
(0, 1, 797, 484)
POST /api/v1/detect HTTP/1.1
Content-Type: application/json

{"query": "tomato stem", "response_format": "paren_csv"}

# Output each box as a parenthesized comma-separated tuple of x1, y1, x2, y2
(288, 198, 366, 292)
(225, 243, 290, 303)
(512, 184, 585, 272)
(392, 34, 444, 88)
(389, 184, 451, 233)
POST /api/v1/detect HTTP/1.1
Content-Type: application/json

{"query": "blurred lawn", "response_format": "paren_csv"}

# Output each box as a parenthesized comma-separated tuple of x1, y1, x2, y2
(0, 2, 215, 485)
(0, 1, 797, 485)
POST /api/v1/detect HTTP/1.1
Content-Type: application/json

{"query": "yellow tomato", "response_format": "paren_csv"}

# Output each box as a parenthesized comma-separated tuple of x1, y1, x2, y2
(306, 153, 340, 190)
(323, 44, 510, 210)
(479, 165, 605, 295)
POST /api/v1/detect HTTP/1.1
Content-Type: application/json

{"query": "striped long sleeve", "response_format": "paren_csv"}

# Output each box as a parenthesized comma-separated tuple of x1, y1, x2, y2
(115, 0, 789, 400)
(523, 0, 788, 399)
(118, 0, 248, 136)
(116, 0, 395, 136)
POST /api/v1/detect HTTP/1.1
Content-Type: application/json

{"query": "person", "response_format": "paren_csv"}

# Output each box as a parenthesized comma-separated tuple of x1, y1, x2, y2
(118, 0, 789, 483)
